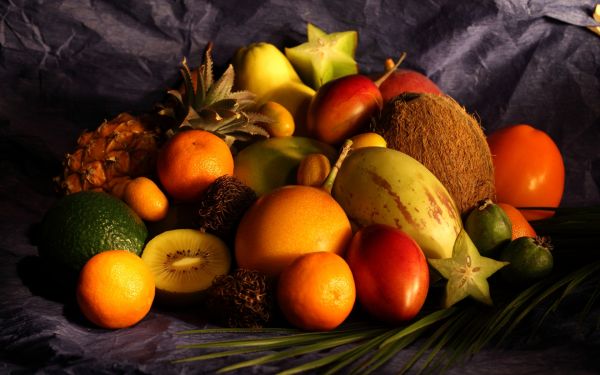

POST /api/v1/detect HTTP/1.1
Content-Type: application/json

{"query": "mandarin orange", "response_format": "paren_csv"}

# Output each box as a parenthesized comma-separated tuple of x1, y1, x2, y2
(76, 250, 155, 329)
(235, 185, 352, 277)
(157, 129, 233, 202)
(497, 202, 537, 240)
(277, 251, 356, 331)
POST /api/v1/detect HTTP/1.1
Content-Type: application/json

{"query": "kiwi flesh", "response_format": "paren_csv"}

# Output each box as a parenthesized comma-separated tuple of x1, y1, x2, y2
(373, 93, 496, 214)
(141, 229, 231, 306)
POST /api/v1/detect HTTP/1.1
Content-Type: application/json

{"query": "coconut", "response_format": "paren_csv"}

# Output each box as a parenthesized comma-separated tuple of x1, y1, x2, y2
(372, 93, 495, 214)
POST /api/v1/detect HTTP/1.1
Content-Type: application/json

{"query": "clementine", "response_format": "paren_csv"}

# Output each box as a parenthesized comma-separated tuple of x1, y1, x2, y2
(277, 251, 356, 331)
(123, 177, 169, 222)
(76, 250, 155, 329)
(497, 202, 537, 240)
(235, 185, 352, 277)
(157, 129, 233, 202)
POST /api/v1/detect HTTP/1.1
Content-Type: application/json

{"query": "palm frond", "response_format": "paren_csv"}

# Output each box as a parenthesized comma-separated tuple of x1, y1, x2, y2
(173, 207, 600, 373)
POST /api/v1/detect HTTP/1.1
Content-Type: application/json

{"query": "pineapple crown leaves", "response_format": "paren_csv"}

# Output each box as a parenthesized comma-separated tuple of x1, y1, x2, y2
(162, 43, 271, 147)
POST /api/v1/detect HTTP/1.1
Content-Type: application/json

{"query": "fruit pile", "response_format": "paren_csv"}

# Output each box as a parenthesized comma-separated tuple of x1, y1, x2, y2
(40, 23, 565, 331)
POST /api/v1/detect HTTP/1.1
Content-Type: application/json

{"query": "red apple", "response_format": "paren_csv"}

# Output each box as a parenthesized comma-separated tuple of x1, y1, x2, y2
(307, 74, 383, 145)
(378, 68, 442, 102)
(345, 224, 429, 323)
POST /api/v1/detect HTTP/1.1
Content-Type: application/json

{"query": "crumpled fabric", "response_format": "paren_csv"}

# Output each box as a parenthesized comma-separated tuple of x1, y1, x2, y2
(1, 0, 599, 373)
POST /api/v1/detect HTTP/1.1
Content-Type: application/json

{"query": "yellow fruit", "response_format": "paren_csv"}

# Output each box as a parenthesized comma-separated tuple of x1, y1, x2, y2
(258, 101, 295, 137)
(332, 147, 462, 259)
(233, 42, 315, 134)
(235, 185, 352, 277)
(141, 229, 231, 306)
(277, 252, 355, 331)
(123, 177, 169, 222)
(350, 132, 387, 149)
(296, 153, 331, 187)
(76, 250, 155, 329)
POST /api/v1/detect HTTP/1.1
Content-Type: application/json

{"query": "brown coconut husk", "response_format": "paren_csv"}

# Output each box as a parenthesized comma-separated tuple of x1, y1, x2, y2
(372, 93, 495, 215)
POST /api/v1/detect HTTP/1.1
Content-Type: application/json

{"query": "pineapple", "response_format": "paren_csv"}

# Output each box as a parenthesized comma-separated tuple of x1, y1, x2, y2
(161, 42, 270, 147)
(57, 43, 269, 198)
(57, 112, 161, 198)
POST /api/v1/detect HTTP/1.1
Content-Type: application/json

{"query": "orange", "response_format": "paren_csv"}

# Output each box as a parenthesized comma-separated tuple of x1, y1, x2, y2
(277, 252, 356, 331)
(235, 185, 352, 277)
(123, 177, 169, 222)
(76, 250, 155, 329)
(349, 132, 387, 149)
(497, 202, 537, 240)
(157, 129, 233, 202)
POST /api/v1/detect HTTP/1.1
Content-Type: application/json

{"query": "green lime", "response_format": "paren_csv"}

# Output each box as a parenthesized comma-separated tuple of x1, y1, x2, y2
(499, 236, 553, 285)
(38, 191, 148, 271)
(464, 198, 512, 257)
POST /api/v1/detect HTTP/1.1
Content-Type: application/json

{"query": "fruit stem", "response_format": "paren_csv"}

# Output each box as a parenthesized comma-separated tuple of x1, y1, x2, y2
(374, 52, 407, 87)
(478, 198, 493, 211)
(322, 139, 353, 194)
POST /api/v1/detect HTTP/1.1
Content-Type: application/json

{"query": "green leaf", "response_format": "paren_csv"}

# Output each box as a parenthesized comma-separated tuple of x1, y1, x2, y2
(205, 65, 235, 106)
(216, 329, 384, 373)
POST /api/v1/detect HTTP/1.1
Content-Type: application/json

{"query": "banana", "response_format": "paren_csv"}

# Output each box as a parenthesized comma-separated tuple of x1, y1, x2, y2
(233, 42, 315, 135)
(332, 147, 462, 259)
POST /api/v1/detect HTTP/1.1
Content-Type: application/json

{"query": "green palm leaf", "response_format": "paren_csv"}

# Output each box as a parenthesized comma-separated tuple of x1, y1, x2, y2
(173, 207, 600, 373)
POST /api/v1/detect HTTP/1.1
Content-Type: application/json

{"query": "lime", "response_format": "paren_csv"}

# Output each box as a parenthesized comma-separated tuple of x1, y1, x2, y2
(499, 236, 553, 285)
(38, 191, 148, 271)
(464, 199, 512, 257)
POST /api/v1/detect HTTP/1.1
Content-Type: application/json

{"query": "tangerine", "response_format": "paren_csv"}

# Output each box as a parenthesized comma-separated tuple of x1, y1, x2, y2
(123, 177, 169, 222)
(349, 132, 387, 149)
(157, 129, 233, 202)
(497, 202, 537, 240)
(76, 250, 155, 329)
(277, 251, 356, 331)
(235, 185, 352, 277)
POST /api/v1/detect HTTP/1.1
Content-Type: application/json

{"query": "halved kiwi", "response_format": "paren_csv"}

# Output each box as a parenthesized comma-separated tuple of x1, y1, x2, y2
(141, 229, 231, 306)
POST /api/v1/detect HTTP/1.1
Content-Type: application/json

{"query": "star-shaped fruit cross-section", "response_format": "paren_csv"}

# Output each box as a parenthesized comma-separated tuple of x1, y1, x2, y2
(428, 229, 508, 308)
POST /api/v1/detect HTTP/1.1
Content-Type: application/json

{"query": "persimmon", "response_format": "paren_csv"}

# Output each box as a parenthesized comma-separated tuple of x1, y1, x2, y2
(487, 124, 564, 221)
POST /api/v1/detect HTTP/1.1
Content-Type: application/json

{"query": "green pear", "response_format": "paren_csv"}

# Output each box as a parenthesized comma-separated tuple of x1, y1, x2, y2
(233, 43, 315, 135)
(233, 136, 336, 196)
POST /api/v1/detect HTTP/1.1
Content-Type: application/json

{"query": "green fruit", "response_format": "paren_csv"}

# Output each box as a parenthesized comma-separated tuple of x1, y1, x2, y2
(38, 191, 147, 271)
(285, 23, 358, 89)
(332, 147, 462, 259)
(234, 136, 336, 196)
(141, 229, 231, 306)
(499, 237, 554, 285)
(429, 229, 508, 308)
(464, 198, 512, 257)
